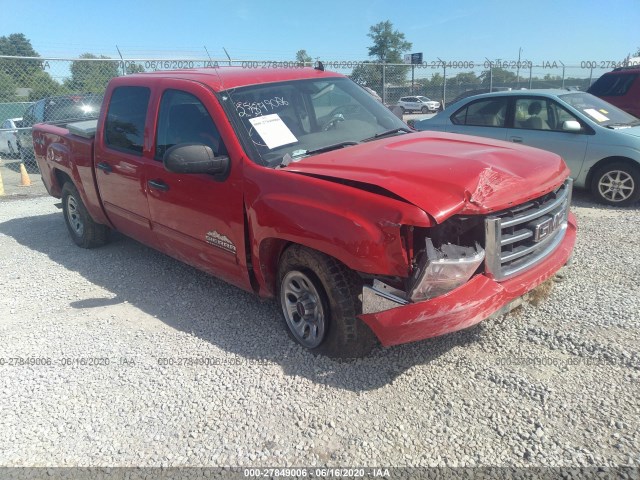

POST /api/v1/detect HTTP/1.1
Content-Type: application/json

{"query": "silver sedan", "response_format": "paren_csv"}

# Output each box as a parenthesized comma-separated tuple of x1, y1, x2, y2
(414, 90, 640, 205)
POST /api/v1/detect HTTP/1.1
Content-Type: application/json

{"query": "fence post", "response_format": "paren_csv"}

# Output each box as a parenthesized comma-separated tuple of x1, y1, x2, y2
(589, 66, 594, 86)
(562, 65, 566, 89)
(382, 62, 386, 105)
(528, 65, 532, 89)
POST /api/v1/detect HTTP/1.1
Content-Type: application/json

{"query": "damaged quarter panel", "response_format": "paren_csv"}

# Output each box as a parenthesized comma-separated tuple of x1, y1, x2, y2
(243, 162, 433, 295)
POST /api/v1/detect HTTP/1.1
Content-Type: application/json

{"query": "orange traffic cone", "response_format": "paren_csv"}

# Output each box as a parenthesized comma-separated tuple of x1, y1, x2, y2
(19, 162, 31, 187)
(0, 167, 5, 196)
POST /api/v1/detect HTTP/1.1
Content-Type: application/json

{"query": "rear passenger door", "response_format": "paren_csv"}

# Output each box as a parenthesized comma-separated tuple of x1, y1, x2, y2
(94, 85, 156, 246)
(448, 97, 508, 141)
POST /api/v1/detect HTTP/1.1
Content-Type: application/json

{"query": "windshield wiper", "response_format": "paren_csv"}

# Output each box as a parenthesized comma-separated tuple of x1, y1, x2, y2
(605, 121, 640, 129)
(362, 127, 412, 142)
(277, 141, 359, 168)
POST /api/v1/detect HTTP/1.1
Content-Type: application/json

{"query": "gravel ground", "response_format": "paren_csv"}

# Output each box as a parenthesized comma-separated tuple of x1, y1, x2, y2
(0, 191, 638, 469)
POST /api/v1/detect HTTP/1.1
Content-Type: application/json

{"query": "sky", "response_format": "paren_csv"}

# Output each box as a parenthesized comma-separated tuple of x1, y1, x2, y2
(0, 0, 638, 65)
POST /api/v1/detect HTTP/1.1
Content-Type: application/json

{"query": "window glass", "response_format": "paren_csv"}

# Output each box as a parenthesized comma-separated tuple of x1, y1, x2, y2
(223, 77, 405, 166)
(513, 98, 553, 130)
(155, 89, 227, 160)
(559, 92, 639, 126)
(104, 86, 150, 155)
(44, 94, 103, 123)
(451, 97, 507, 127)
(33, 101, 45, 124)
(588, 73, 638, 97)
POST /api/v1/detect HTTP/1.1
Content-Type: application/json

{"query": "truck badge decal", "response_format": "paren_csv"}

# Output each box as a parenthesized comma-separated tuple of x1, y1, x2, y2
(205, 231, 236, 254)
(532, 210, 564, 243)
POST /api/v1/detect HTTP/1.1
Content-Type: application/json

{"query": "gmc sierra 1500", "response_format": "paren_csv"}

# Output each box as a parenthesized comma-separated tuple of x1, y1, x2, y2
(33, 67, 576, 357)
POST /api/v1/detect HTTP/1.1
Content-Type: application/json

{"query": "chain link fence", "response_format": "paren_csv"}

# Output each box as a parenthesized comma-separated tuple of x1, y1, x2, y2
(0, 54, 623, 174)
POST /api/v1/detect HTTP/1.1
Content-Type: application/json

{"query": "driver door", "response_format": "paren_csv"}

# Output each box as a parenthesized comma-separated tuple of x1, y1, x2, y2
(145, 81, 250, 290)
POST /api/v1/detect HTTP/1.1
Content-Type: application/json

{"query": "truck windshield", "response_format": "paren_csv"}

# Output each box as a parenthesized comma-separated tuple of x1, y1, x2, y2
(222, 77, 408, 166)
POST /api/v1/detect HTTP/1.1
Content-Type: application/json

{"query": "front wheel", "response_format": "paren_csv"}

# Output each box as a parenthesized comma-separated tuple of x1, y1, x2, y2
(61, 182, 110, 248)
(277, 245, 377, 358)
(421, 106, 428, 114)
(591, 162, 640, 206)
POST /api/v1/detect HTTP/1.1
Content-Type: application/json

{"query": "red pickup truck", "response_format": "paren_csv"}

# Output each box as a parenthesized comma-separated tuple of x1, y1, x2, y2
(33, 67, 577, 357)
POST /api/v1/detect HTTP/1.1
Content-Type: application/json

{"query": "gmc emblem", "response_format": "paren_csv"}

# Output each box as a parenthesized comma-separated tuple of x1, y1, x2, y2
(533, 211, 564, 242)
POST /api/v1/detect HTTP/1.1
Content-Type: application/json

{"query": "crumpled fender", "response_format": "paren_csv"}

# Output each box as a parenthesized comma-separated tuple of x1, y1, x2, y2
(243, 164, 433, 295)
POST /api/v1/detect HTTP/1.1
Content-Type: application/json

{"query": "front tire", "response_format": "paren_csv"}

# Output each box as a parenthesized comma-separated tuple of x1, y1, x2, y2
(591, 162, 640, 206)
(277, 245, 377, 358)
(421, 106, 428, 114)
(61, 182, 110, 248)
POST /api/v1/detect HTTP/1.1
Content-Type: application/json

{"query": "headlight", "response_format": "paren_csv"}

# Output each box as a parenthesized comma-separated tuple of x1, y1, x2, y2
(408, 239, 485, 302)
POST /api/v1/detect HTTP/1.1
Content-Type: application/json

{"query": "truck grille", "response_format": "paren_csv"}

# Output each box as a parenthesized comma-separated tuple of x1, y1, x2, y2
(484, 179, 572, 281)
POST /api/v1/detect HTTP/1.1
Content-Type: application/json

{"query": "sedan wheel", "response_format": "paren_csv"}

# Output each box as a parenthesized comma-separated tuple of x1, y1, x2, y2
(592, 162, 640, 206)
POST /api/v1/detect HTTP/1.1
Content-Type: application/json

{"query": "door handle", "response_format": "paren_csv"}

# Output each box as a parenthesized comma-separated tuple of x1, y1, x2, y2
(510, 136, 523, 143)
(148, 179, 169, 192)
(96, 162, 112, 173)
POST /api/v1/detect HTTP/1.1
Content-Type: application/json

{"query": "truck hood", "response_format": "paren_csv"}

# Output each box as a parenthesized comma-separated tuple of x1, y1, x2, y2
(287, 131, 569, 223)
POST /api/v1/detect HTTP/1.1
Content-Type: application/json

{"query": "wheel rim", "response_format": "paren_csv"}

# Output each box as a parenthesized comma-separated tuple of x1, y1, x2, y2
(280, 270, 326, 348)
(66, 195, 84, 236)
(598, 170, 635, 202)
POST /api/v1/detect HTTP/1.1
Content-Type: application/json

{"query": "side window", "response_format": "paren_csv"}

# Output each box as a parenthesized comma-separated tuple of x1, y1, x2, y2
(104, 86, 150, 155)
(155, 89, 227, 161)
(514, 98, 552, 131)
(548, 101, 581, 132)
(22, 105, 35, 126)
(33, 101, 45, 123)
(451, 98, 507, 127)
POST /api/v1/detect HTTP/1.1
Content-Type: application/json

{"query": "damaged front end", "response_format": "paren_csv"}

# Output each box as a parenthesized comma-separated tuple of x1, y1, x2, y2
(363, 215, 486, 314)
(359, 179, 576, 347)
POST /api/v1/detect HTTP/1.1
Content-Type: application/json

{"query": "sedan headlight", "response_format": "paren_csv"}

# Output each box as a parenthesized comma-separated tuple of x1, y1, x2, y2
(408, 239, 485, 302)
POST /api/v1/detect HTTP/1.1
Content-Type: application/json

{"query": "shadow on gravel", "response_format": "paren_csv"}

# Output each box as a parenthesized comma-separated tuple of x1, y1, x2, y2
(1, 212, 486, 391)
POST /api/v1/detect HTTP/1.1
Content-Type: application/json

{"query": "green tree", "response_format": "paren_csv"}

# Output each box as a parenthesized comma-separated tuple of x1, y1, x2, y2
(126, 63, 145, 75)
(479, 67, 518, 86)
(0, 71, 19, 101)
(365, 21, 412, 89)
(66, 53, 119, 93)
(295, 49, 312, 66)
(367, 21, 412, 63)
(634, 46, 640, 57)
(0, 33, 41, 85)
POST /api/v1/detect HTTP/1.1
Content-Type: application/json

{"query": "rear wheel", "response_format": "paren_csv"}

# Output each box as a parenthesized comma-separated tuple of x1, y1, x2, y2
(61, 182, 110, 248)
(8, 141, 16, 157)
(277, 245, 377, 358)
(591, 162, 640, 206)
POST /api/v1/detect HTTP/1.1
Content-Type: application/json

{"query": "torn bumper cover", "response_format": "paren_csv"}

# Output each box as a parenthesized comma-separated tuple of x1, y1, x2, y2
(360, 212, 577, 347)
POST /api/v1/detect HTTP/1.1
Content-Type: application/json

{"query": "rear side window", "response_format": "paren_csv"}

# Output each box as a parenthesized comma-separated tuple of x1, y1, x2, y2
(589, 73, 638, 97)
(451, 97, 508, 127)
(105, 86, 150, 155)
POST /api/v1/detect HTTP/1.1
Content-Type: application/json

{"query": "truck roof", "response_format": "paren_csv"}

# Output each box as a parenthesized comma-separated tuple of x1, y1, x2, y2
(121, 67, 344, 91)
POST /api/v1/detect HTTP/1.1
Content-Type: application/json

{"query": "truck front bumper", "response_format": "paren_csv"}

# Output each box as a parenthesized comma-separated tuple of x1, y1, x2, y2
(359, 212, 577, 347)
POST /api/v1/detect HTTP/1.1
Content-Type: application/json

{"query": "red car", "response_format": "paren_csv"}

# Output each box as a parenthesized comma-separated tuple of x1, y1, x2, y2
(588, 66, 640, 118)
(32, 67, 576, 357)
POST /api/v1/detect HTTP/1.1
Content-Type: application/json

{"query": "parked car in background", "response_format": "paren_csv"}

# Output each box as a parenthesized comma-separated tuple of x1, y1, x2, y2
(17, 93, 103, 160)
(588, 66, 640, 118)
(414, 89, 640, 206)
(397, 96, 440, 114)
(0, 117, 23, 157)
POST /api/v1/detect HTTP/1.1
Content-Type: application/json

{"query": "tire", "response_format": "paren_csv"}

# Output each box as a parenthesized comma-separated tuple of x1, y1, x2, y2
(61, 182, 110, 248)
(591, 162, 640, 206)
(8, 142, 16, 157)
(421, 106, 428, 114)
(277, 245, 377, 358)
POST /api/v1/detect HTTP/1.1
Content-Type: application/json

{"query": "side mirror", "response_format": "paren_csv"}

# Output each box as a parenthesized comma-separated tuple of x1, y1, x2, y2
(562, 120, 582, 132)
(163, 143, 229, 176)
